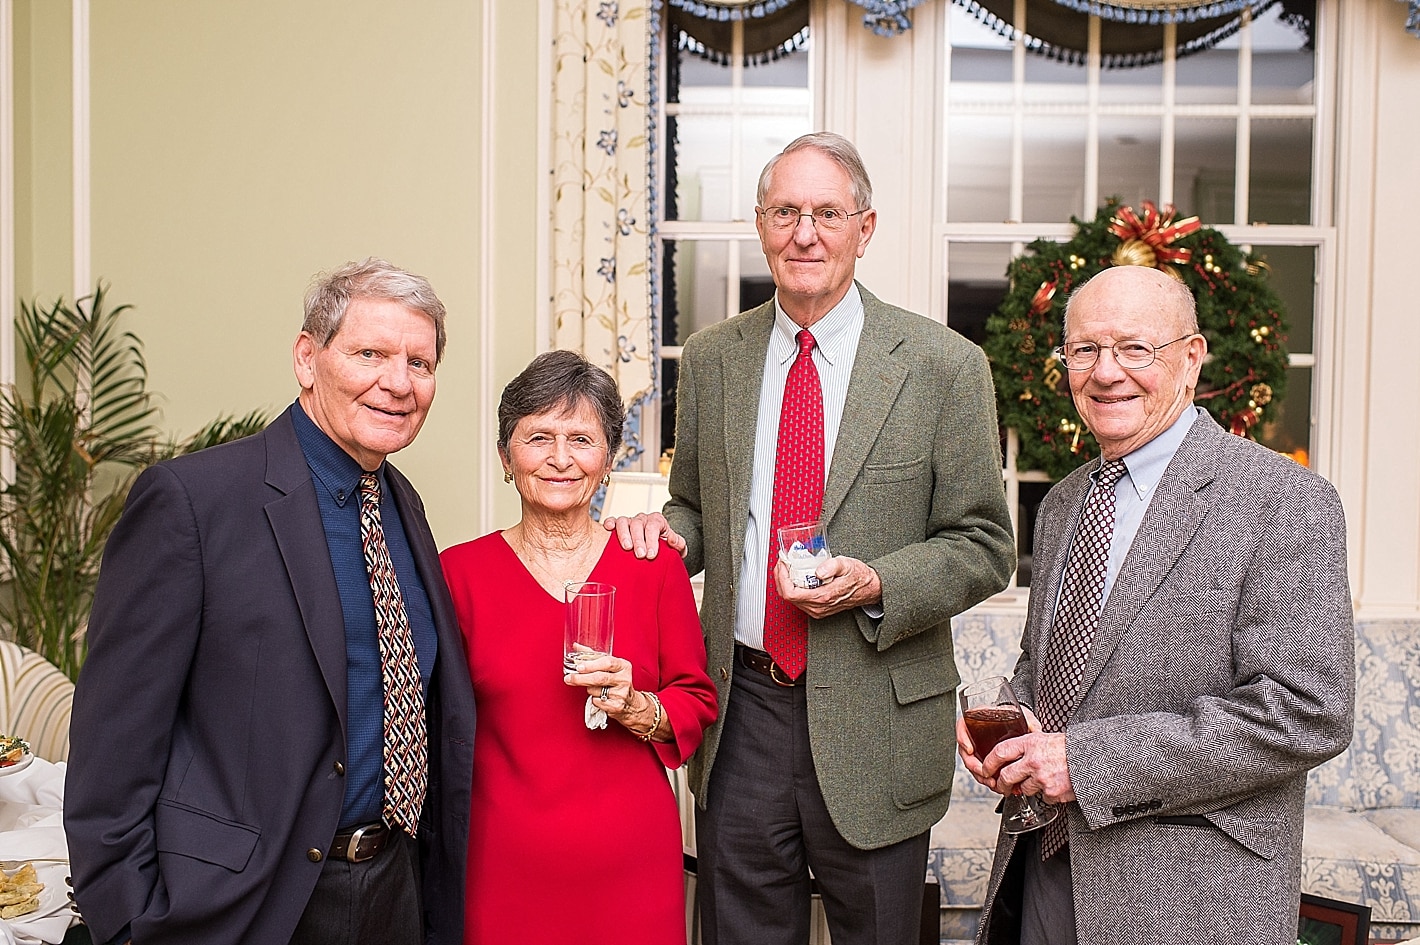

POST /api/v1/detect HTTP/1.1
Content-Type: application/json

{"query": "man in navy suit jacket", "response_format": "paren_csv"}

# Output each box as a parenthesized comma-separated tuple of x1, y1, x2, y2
(65, 258, 476, 945)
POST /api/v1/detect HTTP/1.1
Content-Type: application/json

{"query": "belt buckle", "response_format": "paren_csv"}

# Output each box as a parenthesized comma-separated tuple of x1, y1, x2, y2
(768, 662, 797, 687)
(344, 823, 381, 863)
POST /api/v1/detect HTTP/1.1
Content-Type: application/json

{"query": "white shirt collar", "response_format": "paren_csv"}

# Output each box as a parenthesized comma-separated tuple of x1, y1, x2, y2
(771, 284, 864, 367)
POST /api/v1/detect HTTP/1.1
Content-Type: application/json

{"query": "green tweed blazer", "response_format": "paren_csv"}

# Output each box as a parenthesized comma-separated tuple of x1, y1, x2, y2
(666, 284, 1015, 850)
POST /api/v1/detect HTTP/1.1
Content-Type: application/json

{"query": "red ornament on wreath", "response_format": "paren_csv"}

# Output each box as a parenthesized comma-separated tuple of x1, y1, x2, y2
(983, 199, 1290, 481)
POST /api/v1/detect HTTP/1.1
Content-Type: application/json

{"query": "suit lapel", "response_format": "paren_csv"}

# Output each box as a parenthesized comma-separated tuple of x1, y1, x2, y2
(263, 410, 350, 729)
(721, 303, 774, 579)
(821, 288, 908, 527)
(1076, 415, 1218, 708)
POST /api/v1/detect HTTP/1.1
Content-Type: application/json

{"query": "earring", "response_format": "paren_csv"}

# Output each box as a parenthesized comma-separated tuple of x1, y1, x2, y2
(601, 473, 611, 486)
(503, 470, 513, 484)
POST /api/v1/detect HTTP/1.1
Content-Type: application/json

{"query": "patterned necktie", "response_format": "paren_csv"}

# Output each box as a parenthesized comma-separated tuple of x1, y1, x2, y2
(358, 473, 428, 837)
(1035, 457, 1128, 859)
(763, 329, 824, 682)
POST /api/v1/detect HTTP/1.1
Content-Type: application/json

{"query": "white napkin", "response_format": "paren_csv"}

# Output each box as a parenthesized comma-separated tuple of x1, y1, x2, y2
(0, 759, 76, 944)
(584, 696, 608, 730)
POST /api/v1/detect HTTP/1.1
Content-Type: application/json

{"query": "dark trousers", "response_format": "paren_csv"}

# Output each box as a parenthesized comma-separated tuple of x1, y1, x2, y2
(1019, 832, 1077, 945)
(696, 666, 931, 945)
(289, 831, 422, 945)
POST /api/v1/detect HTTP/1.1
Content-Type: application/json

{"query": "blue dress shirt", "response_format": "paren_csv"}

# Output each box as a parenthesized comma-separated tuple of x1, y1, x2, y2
(290, 402, 437, 828)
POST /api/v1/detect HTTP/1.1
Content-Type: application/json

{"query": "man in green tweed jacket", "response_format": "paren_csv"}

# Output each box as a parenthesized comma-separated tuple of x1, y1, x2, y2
(608, 132, 1014, 945)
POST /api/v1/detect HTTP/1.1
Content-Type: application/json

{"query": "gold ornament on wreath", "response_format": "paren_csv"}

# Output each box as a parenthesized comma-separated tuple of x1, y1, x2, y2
(983, 199, 1290, 480)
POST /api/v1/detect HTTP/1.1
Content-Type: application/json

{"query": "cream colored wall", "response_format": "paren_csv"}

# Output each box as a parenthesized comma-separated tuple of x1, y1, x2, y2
(11, 0, 544, 548)
(1333, 0, 1420, 618)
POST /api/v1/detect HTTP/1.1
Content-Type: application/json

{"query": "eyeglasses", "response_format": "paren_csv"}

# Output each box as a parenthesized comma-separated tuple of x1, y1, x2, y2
(1052, 335, 1194, 371)
(757, 206, 868, 232)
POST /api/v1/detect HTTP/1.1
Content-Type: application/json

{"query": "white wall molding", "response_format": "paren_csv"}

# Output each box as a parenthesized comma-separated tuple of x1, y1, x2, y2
(477, 0, 497, 535)
(1, 0, 15, 482)
(71, 0, 89, 300)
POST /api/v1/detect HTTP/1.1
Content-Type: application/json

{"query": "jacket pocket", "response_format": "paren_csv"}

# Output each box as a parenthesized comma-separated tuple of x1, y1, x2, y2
(888, 657, 956, 808)
(862, 456, 927, 484)
(155, 800, 261, 872)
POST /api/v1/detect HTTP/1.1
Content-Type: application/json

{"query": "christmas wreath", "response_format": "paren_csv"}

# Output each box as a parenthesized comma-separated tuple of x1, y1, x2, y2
(983, 199, 1290, 480)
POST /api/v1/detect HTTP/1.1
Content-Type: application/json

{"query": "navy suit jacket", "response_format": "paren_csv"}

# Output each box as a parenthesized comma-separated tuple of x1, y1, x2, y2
(65, 408, 476, 945)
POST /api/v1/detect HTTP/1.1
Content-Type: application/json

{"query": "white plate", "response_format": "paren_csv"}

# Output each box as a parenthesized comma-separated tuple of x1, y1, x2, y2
(0, 753, 33, 778)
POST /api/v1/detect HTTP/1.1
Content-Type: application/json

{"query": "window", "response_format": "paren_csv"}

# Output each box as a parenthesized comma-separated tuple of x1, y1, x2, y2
(655, 6, 813, 459)
(941, 2, 1330, 585)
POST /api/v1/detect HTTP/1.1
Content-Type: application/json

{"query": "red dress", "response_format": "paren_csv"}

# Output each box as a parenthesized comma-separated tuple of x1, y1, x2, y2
(440, 532, 718, 945)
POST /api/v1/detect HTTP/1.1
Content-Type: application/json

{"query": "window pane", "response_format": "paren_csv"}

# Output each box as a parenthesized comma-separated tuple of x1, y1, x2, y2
(1252, 3, 1315, 106)
(946, 242, 1012, 344)
(948, 115, 1012, 223)
(1176, 47, 1238, 105)
(1099, 116, 1161, 207)
(663, 240, 728, 345)
(1100, 58, 1162, 106)
(1250, 118, 1312, 225)
(949, 3, 1012, 107)
(1024, 119, 1086, 223)
(1252, 244, 1315, 352)
(1174, 117, 1238, 222)
(1023, 55, 1087, 106)
(1258, 365, 1312, 468)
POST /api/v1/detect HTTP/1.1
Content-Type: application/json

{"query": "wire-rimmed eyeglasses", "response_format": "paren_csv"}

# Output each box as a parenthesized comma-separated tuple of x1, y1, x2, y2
(756, 206, 868, 232)
(1052, 335, 1194, 371)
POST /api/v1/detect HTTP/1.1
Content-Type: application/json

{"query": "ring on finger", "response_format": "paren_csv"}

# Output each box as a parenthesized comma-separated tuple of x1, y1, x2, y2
(600, 686, 610, 700)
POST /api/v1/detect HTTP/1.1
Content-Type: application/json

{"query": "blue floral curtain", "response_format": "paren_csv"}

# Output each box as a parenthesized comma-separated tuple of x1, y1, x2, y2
(550, 0, 656, 466)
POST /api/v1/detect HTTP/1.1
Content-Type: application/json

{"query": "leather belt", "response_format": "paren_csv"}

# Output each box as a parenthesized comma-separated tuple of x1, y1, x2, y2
(736, 644, 803, 687)
(330, 822, 389, 863)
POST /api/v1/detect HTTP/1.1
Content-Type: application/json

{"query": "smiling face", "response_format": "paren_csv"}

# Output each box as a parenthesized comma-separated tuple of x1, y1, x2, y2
(756, 147, 876, 327)
(500, 398, 613, 517)
(294, 297, 438, 470)
(1065, 266, 1207, 460)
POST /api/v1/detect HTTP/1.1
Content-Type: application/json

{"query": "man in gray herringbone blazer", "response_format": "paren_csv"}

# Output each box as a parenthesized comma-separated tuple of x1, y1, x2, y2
(610, 132, 1014, 945)
(963, 265, 1354, 945)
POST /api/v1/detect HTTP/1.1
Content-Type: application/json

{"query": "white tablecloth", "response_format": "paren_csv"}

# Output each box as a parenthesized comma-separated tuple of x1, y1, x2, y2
(0, 758, 76, 945)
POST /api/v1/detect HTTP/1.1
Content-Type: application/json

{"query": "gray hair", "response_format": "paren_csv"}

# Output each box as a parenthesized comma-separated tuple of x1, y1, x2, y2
(303, 257, 448, 363)
(757, 131, 873, 212)
(497, 350, 624, 459)
(1062, 267, 1199, 339)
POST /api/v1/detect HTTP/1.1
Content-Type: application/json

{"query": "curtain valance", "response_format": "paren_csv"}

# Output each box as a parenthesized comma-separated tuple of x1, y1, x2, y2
(957, 0, 1313, 68)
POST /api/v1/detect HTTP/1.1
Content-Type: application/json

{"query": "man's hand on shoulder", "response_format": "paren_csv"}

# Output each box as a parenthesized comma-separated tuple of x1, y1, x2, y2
(773, 556, 882, 619)
(602, 512, 687, 560)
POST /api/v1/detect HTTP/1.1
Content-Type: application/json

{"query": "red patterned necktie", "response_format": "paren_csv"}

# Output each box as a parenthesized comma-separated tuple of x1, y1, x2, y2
(763, 329, 824, 682)
(1035, 458, 1128, 859)
(359, 472, 428, 837)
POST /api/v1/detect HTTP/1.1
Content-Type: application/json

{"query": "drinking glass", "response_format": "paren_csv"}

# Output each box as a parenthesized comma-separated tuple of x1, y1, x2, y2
(777, 521, 831, 588)
(563, 581, 615, 675)
(959, 675, 1060, 835)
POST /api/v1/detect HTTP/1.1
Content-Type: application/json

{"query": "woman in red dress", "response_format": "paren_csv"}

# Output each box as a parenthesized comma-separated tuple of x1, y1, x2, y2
(441, 351, 717, 944)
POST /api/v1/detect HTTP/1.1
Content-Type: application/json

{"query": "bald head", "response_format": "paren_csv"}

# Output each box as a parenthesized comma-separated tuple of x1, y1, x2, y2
(1064, 266, 1198, 342)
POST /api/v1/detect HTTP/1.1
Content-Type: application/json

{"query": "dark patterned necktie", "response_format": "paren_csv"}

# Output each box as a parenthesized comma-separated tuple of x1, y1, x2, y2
(763, 329, 824, 681)
(1035, 458, 1128, 859)
(359, 473, 428, 836)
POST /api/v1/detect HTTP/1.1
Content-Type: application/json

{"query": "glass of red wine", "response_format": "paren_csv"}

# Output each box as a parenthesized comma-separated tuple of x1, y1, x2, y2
(959, 675, 1060, 835)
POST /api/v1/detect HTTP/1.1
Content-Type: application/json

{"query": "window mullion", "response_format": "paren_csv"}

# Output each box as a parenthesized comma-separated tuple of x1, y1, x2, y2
(1160, 21, 1177, 206)
(1235, 6, 1253, 225)
(1084, 15, 1101, 218)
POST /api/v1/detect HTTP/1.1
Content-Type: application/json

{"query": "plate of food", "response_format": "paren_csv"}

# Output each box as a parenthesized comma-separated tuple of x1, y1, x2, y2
(0, 735, 32, 776)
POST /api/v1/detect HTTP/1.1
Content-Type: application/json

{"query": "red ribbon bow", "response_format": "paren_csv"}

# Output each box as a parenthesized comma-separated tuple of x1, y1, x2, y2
(1108, 201, 1202, 267)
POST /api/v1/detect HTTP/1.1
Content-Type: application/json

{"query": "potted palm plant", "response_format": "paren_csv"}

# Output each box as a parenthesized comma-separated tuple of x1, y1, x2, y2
(0, 284, 268, 679)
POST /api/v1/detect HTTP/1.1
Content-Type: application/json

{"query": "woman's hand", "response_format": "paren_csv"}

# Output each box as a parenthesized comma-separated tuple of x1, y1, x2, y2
(563, 654, 662, 739)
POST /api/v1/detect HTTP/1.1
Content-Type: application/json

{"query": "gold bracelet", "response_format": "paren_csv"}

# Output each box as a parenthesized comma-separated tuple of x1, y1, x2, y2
(632, 691, 663, 742)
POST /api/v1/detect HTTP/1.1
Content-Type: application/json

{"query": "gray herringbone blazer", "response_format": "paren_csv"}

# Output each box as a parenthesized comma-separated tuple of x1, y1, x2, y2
(667, 284, 1015, 850)
(977, 411, 1355, 945)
